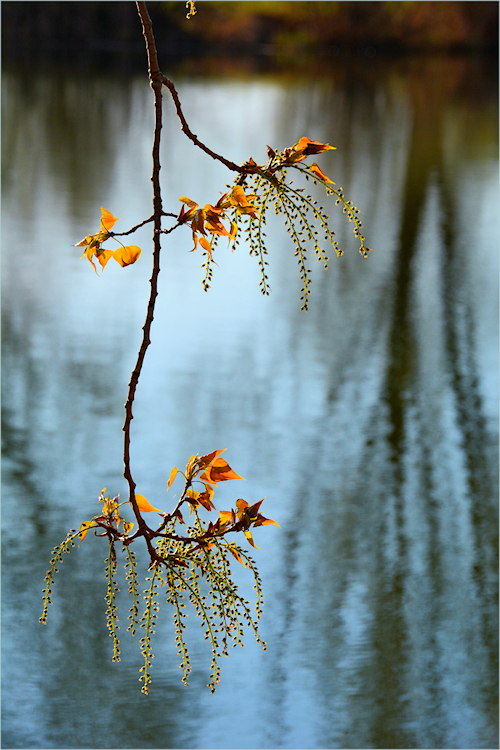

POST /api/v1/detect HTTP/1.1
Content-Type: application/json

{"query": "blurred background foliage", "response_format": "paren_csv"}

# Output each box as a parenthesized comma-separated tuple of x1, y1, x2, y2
(2, 1, 498, 67)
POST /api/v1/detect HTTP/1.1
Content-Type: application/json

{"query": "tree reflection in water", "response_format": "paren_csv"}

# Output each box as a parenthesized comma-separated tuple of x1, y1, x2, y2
(2, 54, 498, 749)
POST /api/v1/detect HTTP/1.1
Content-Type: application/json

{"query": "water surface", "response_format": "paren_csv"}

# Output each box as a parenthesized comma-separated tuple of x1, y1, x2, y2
(2, 54, 498, 749)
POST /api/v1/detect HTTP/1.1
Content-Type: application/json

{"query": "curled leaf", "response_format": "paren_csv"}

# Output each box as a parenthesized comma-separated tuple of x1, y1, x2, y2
(112, 245, 141, 267)
(179, 196, 198, 208)
(308, 162, 335, 184)
(198, 483, 215, 512)
(294, 136, 336, 157)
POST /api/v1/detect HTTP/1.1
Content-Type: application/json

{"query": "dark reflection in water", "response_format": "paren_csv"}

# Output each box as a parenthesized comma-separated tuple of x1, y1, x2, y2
(2, 54, 498, 749)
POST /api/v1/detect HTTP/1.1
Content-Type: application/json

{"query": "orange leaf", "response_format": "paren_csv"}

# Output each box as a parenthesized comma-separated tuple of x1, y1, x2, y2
(204, 208, 230, 237)
(227, 542, 246, 565)
(236, 497, 280, 528)
(198, 483, 215, 511)
(308, 162, 335, 184)
(216, 191, 231, 210)
(80, 243, 100, 275)
(122, 520, 134, 534)
(97, 249, 116, 269)
(135, 494, 161, 512)
(228, 186, 259, 218)
(78, 520, 96, 543)
(219, 509, 236, 525)
(244, 529, 259, 549)
(167, 467, 178, 490)
(179, 196, 198, 208)
(100, 207, 119, 231)
(198, 495, 215, 512)
(112, 245, 141, 267)
(199, 235, 212, 258)
(294, 137, 336, 156)
(236, 204, 259, 219)
(185, 489, 201, 510)
(229, 185, 249, 206)
(200, 458, 244, 486)
(235, 498, 250, 516)
(203, 481, 215, 499)
(198, 449, 226, 469)
(229, 221, 238, 248)
(256, 517, 280, 528)
(71, 234, 92, 248)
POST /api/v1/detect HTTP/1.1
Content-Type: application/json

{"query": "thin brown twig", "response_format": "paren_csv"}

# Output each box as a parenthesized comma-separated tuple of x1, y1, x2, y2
(110, 214, 155, 237)
(160, 75, 246, 173)
(121, 1, 165, 557)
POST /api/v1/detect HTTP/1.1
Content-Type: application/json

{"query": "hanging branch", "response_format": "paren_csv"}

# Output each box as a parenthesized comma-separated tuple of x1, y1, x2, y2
(42, 0, 373, 694)
(117, 1, 168, 560)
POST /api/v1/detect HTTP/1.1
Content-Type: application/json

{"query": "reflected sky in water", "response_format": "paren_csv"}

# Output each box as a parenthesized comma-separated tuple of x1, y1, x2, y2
(2, 54, 498, 749)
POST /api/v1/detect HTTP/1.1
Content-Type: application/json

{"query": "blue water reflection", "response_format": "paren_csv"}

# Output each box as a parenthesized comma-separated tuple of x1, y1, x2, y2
(2, 55, 498, 749)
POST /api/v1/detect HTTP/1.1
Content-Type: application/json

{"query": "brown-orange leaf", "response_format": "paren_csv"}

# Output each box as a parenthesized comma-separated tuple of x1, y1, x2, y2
(244, 529, 259, 549)
(236, 497, 280, 528)
(227, 542, 246, 565)
(185, 489, 200, 505)
(308, 162, 335, 184)
(198, 449, 226, 469)
(198, 483, 215, 512)
(200, 457, 244, 486)
(294, 136, 336, 156)
(174, 508, 185, 524)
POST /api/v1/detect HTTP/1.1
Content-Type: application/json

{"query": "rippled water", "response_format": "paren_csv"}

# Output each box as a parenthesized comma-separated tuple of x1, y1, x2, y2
(2, 54, 498, 749)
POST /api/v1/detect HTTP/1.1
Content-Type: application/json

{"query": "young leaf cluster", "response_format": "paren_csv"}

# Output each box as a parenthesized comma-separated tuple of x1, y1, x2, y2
(175, 137, 373, 311)
(41, 451, 277, 694)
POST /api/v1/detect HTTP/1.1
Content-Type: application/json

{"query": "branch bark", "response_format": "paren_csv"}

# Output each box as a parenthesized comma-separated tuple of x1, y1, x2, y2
(121, 1, 165, 556)
(124, 2, 259, 564)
